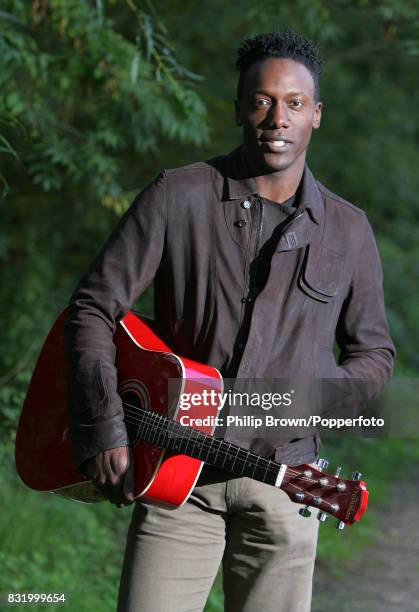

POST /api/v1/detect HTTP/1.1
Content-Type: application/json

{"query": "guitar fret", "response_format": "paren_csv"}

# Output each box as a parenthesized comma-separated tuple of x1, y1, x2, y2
(186, 428, 200, 457)
(202, 435, 215, 463)
(135, 411, 148, 443)
(237, 449, 252, 476)
(146, 412, 157, 443)
(156, 413, 166, 447)
(242, 451, 254, 471)
(149, 414, 159, 445)
(168, 420, 180, 451)
(261, 460, 271, 483)
(230, 446, 241, 472)
(182, 421, 194, 454)
(220, 442, 232, 470)
(251, 455, 260, 479)
(142, 405, 154, 444)
(175, 424, 190, 453)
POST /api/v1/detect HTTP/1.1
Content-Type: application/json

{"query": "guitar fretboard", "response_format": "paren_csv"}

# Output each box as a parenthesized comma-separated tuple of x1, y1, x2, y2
(124, 405, 281, 486)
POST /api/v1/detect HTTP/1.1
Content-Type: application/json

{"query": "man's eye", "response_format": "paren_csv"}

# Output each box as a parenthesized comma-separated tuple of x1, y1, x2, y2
(290, 100, 304, 108)
(255, 99, 270, 107)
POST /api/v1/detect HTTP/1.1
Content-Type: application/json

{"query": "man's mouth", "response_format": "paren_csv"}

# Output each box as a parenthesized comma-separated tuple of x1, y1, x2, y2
(260, 139, 292, 153)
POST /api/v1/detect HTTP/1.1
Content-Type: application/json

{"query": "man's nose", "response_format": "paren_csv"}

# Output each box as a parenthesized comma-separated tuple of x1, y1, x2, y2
(270, 102, 290, 128)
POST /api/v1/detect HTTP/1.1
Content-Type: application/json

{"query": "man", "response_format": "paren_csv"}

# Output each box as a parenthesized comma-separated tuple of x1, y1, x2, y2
(65, 30, 395, 611)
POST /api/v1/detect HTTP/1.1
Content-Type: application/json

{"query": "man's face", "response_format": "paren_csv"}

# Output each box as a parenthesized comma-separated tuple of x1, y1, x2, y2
(235, 57, 322, 174)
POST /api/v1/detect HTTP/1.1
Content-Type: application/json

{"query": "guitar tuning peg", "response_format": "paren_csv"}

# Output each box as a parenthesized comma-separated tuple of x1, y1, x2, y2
(352, 470, 362, 480)
(316, 458, 329, 471)
(299, 505, 312, 518)
(336, 520, 346, 530)
(317, 511, 328, 523)
(335, 466, 342, 477)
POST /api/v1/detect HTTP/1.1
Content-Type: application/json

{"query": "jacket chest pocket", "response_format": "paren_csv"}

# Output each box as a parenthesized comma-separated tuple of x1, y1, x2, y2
(298, 244, 343, 303)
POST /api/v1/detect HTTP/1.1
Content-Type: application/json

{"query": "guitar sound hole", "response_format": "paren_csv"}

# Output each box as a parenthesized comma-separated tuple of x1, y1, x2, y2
(123, 391, 143, 411)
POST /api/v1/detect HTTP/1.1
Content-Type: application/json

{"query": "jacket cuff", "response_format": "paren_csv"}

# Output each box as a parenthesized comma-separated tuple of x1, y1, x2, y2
(69, 414, 129, 470)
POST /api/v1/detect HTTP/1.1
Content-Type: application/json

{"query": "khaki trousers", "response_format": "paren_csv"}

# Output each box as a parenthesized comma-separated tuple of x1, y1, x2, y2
(117, 467, 319, 612)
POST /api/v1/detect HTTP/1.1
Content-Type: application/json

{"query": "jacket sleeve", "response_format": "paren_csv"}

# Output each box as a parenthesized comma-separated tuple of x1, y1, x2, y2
(331, 216, 396, 413)
(64, 172, 167, 469)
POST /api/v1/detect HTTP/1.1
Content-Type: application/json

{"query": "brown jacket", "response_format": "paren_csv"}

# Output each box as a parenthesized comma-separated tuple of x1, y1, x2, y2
(64, 146, 395, 468)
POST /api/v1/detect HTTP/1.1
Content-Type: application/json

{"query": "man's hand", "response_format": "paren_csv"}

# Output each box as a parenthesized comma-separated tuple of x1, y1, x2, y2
(83, 446, 135, 507)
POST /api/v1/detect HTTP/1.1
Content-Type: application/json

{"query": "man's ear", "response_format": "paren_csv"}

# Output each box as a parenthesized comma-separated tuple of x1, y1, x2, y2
(312, 101, 322, 129)
(234, 99, 242, 126)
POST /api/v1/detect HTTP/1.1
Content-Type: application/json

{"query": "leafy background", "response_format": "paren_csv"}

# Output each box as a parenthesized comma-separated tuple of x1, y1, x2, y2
(1, 1, 419, 610)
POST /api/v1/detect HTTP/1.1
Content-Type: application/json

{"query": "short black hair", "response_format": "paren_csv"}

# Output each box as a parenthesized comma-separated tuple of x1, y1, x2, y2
(235, 29, 323, 103)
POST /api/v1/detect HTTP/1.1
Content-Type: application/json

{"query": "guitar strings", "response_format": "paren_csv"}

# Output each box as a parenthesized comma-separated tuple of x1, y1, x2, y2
(122, 410, 341, 508)
(120, 406, 341, 517)
(121, 403, 328, 484)
(121, 401, 337, 487)
(122, 401, 288, 473)
(122, 406, 337, 490)
(122, 402, 280, 475)
(122, 410, 279, 480)
(122, 410, 343, 514)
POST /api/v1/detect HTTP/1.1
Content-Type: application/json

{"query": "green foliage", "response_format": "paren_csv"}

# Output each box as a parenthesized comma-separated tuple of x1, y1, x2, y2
(0, 0, 209, 199)
(0, 0, 208, 444)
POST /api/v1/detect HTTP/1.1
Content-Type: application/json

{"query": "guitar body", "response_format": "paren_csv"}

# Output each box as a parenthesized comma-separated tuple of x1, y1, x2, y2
(15, 310, 223, 507)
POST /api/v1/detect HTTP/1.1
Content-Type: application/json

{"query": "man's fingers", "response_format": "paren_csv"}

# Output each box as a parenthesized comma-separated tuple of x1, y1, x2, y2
(121, 461, 135, 506)
(82, 447, 134, 507)
(104, 468, 125, 506)
(108, 483, 123, 506)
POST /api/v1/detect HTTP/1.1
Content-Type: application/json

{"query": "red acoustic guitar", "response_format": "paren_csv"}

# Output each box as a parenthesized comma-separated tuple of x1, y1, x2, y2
(15, 310, 368, 528)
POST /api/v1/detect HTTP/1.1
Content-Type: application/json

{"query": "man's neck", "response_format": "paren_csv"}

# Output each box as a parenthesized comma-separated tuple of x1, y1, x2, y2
(248, 155, 305, 204)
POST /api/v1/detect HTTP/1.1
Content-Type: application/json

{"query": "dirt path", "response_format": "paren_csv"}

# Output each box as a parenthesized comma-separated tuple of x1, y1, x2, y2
(312, 479, 419, 612)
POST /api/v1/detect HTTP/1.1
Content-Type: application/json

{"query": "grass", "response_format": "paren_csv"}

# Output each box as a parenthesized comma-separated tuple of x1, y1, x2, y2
(1, 439, 418, 611)
(0, 446, 130, 612)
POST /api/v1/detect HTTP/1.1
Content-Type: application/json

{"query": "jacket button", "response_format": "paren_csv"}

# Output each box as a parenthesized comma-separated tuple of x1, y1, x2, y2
(242, 200, 252, 209)
(241, 297, 253, 303)
(234, 219, 247, 228)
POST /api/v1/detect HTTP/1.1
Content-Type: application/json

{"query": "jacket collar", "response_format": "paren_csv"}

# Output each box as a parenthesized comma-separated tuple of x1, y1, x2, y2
(222, 146, 324, 226)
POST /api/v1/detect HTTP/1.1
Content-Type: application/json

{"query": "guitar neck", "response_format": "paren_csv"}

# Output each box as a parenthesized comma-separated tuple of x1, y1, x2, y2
(124, 406, 282, 487)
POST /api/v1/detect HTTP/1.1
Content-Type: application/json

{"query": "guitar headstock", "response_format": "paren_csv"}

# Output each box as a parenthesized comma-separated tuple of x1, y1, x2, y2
(280, 459, 368, 528)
